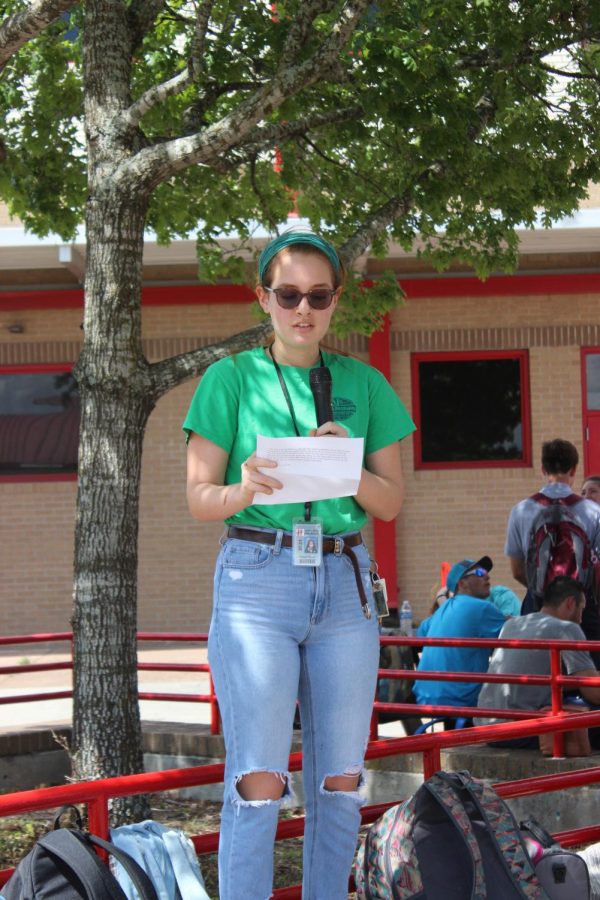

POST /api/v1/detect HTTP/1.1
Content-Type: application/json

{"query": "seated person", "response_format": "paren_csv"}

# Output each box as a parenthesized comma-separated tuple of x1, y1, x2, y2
(475, 575, 600, 755)
(488, 584, 521, 617)
(414, 556, 506, 727)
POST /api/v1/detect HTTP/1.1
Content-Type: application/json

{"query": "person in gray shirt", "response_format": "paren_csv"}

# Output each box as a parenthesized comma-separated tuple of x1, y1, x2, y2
(504, 439, 600, 665)
(475, 576, 600, 752)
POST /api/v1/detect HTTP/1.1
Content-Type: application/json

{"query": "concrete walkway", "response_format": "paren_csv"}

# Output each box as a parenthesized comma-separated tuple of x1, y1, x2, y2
(0, 643, 405, 737)
(0, 643, 213, 730)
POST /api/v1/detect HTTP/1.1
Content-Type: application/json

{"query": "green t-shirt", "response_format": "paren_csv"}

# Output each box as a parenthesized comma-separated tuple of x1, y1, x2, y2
(183, 347, 415, 534)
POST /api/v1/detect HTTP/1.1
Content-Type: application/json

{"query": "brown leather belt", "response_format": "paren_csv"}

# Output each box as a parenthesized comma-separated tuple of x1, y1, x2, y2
(226, 526, 371, 619)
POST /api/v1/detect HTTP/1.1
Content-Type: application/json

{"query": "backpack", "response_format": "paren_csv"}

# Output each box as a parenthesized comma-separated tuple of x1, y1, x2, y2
(525, 493, 596, 603)
(109, 820, 210, 900)
(0, 805, 158, 900)
(353, 769, 551, 899)
(520, 818, 591, 900)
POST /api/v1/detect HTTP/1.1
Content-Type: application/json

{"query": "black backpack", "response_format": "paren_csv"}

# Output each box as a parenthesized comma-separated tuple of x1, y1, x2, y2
(0, 806, 159, 900)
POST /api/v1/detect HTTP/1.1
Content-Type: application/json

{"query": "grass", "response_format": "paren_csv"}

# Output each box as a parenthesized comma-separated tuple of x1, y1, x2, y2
(0, 796, 366, 897)
(0, 798, 306, 899)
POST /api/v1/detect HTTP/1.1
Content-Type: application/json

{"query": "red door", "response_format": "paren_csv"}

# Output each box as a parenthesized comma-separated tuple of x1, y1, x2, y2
(582, 349, 600, 475)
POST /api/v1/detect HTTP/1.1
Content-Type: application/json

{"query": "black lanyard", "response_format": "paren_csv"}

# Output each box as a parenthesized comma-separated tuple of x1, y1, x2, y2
(270, 346, 325, 522)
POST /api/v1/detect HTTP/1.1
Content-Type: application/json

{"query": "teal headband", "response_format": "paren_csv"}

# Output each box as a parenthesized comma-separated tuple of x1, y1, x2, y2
(258, 232, 342, 283)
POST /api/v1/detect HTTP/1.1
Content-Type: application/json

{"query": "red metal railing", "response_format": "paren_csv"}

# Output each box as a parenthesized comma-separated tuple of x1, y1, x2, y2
(2, 715, 600, 896)
(3, 631, 600, 755)
(0, 631, 221, 737)
(372, 633, 600, 759)
(2, 631, 600, 896)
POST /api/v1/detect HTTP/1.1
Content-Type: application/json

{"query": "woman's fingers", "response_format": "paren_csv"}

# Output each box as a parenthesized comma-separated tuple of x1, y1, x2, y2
(310, 422, 349, 438)
(241, 454, 282, 495)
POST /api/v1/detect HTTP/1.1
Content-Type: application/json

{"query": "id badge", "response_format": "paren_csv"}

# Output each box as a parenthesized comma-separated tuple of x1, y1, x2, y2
(292, 518, 323, 567)
(371, 575, 390, 619)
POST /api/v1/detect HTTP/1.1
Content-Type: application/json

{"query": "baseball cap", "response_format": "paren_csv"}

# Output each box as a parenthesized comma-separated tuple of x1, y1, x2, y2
(446, 556, 493, 595)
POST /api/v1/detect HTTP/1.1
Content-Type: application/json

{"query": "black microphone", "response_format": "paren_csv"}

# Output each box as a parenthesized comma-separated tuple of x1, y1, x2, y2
(309, 366, 333, 427)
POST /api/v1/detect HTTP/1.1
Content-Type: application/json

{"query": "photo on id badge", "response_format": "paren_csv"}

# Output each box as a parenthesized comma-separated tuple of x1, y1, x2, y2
(293, 519, 323, 566)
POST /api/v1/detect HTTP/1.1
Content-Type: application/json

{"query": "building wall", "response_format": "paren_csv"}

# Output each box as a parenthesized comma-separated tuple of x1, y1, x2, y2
(390, 288, 599, 621)
(1, 287, 599, 634)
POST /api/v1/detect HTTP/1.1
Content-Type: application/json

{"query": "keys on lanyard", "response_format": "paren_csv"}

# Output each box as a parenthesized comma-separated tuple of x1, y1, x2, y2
(370, 560, 389, 619)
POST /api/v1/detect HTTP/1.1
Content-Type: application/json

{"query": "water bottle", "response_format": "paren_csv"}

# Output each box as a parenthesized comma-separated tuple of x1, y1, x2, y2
(399, 599, 413, 636)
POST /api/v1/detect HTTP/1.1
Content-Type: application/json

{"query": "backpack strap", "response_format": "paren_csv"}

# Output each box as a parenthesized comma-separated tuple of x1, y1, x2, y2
(448, 771, 551, 900)
(519, 819, 557, 850)
(425, 772, 487, 900)
(85, 833, 160, 900)
(36, 829, 129, 900)
(36, 828, 158, 900)
(529, 492, 583, 508)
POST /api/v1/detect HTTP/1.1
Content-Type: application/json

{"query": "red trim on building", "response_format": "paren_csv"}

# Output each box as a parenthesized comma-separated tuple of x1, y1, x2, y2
(1, 271, 598, 311)
(0, 283, 254, 311)
(368, 316, 399, 609)
(400, 272, 600, 299)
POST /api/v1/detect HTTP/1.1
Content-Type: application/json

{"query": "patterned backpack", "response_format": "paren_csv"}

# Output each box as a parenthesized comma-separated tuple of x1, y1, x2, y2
(354, 770, 552, 899)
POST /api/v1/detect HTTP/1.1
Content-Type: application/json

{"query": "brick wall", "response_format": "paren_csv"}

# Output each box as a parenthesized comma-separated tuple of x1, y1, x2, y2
(1, 287, 598, 634)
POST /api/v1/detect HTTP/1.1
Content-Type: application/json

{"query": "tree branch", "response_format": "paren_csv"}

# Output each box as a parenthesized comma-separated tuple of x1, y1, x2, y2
(0, 0, 76, 69)
(123, 66, 197, 129)
(339, 193, 415, 266)
(120, 0, 218, 131)
(127, 0, 166, 52)
(149, 318, 273, 397)
(540, 61, 600, 83)
(113, 0, 371, 188)
(249, 156, 281, 234)
(190, 0, 216, 77)
(210, 105, 363, 174)
(279, 0, 339, 60)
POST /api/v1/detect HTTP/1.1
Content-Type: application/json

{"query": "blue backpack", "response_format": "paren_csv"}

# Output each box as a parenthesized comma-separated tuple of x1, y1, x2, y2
(354, 770, 551, 899)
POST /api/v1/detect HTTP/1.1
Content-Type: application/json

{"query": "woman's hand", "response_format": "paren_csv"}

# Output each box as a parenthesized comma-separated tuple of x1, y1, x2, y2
(308, 422, 349, 438)
(187, 435, 281, 521)
(240, 452, 282, 500)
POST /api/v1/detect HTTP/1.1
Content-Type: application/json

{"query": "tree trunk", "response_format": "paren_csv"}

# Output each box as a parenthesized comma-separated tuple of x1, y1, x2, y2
(72, 186, 153, 821)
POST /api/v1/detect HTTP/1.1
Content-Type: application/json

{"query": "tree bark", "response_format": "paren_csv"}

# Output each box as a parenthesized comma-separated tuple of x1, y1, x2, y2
(72, 179, 154, 818)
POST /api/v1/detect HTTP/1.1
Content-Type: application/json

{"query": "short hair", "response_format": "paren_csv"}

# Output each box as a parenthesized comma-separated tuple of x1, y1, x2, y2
(543, 576, 585, 609)
(583, 475, 600, 488)
(541, 439, 579, 475)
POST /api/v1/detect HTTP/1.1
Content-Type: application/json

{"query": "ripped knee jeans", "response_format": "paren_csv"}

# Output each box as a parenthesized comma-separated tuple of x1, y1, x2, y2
(208, 531, 380, 900)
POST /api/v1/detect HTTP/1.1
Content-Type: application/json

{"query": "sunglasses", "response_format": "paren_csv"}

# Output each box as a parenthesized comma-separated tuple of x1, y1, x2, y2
(264, 286, 337, 310)
(466, 567, 488, 578)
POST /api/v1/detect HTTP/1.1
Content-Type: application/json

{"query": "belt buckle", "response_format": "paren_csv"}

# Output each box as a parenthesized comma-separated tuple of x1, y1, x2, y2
(334, 537, 344, 555)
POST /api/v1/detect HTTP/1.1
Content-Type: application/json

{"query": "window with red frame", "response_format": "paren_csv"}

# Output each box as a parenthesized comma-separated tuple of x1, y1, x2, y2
(411, 350, 531, 469)
(0, 365, 79, 478)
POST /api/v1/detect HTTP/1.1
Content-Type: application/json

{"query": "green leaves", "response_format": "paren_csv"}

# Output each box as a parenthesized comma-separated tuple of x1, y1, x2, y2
(333, 270, 405, 339)
(1, 0, 600, 331)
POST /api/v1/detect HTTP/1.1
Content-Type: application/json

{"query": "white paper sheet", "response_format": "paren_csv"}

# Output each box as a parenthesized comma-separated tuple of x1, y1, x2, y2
(252, 434, 364, 505)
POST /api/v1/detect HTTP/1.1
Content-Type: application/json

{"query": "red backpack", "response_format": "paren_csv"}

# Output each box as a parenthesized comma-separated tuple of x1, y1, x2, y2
(525, 493, 597, 601)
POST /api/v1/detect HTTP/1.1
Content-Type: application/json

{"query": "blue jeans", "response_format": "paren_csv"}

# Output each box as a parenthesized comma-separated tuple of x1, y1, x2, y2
(208, 529, 380, 900)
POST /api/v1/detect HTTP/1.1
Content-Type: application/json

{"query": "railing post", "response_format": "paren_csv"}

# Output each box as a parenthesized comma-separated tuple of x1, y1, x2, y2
(87, 795, 110, 843)
(369, 709, 379, 742)
(209, 673, 220, 735)
(550, 647, 566, 758)
(422, 746, 441, 779)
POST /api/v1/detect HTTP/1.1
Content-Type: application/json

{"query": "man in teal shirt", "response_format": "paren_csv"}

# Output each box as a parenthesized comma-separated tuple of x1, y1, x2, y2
(414, 557, 506, 725)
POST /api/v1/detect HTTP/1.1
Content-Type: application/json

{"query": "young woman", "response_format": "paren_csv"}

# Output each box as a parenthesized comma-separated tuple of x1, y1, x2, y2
(183, 230, 414, 899)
